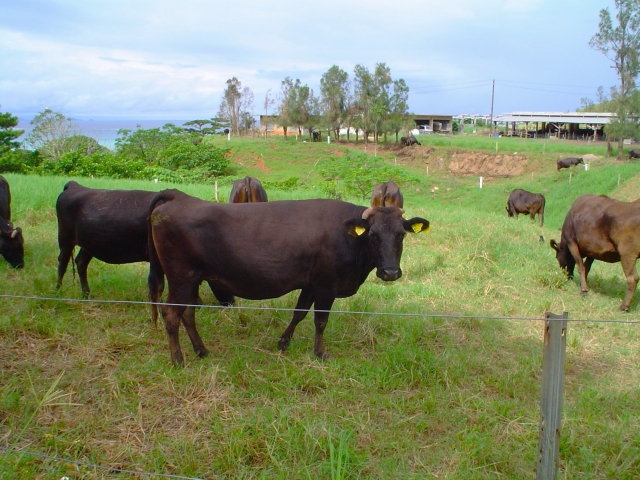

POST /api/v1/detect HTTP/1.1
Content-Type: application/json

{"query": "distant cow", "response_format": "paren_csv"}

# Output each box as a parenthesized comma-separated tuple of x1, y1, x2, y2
(55, 181, 234, 305)
(312, 131, 320, 142)
(628, 149, 640, 159)
(550, 194, 640, 311)
(0, 176, 24, 268)
(556, 157, 584, 170)
(505, 189, 545, 227)
(370, 181, 404, 209)
(148, 191, 430, 364)
(400, 135, 421, 147)
(229, 176, 268, 203)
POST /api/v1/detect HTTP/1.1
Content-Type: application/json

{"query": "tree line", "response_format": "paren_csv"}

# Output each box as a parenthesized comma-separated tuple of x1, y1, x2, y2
(218, 63, 414, 143)
(581, 0, 640, 158)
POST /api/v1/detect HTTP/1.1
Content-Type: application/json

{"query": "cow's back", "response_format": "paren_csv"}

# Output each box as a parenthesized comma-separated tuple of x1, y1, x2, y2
(0, 175, 11, 220)
(56, 181, 155, 264)
(151, 196, 369, 299)
(561, 195, 617, 253)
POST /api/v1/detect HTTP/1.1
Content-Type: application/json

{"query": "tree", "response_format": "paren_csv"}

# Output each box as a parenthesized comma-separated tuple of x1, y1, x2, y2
(320, 65, 349, 140)
(388, 79, 411, 143)
(0, 108, 24, 156)
(25, 109, 79, 160)
(590, 0, 640, 157)
(218, 78, 254, 136)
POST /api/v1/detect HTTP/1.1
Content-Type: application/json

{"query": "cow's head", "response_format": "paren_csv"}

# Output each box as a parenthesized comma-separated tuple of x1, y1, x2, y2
(0, 219, 24, 268)
(344, 207, 430, 281)
(550, 238, 574, 279)
(505, 203, 514, 217)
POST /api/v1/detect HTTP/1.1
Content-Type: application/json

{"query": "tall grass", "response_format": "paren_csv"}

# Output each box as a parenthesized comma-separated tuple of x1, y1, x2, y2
(1, 142, 639, 478)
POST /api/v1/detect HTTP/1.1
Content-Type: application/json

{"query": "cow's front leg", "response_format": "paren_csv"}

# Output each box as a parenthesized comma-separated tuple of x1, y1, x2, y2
(312, 295, 335, 360)
(568, 243, 588, 295)
(620, 255, 640, 311)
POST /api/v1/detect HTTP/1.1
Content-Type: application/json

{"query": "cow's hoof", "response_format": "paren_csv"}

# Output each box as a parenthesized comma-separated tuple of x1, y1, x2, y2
(196, 347, 210, 358)
(277, 338, 290, 352)
(315, 351, 329, 361)
(619, 304, 630, 312)
(580, 290, 588, 297)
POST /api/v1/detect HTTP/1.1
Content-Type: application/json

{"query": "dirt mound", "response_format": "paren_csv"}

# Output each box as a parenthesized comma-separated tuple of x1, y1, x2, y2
(448, 152, 528, 178)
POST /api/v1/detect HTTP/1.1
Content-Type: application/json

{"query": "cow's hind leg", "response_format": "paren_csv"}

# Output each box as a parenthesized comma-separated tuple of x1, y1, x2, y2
(162, 285, 194, 365)
(278, 289, 314, 352)
(56, 242, 74, 290)
(75, 248, 93, 298)
(181, 303, 209, 358)
(619, 255, 639, 311)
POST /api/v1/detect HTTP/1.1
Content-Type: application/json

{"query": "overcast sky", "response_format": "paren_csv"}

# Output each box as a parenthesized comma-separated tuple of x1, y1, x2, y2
(0, 0, 620, 121)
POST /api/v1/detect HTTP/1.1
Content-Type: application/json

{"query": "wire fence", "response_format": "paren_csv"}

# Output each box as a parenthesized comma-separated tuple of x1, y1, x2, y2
(1, 293, 640, 325)
(2, 291, 639, 478)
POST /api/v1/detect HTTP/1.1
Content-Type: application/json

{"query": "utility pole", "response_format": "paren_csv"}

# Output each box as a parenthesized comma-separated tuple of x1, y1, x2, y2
(490, 79, 495, 133)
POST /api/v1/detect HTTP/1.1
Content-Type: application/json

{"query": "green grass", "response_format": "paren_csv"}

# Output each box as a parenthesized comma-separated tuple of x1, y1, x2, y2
(1, 138, 640, 478)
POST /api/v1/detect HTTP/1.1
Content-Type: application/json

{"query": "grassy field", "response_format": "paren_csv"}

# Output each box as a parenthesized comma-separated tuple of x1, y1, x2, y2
(1, 136, 640, 479)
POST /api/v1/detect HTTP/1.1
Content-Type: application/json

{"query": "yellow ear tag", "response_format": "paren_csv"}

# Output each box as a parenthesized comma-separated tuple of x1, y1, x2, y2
(355, 225, 366, 236)
(411, 223, 431, 234)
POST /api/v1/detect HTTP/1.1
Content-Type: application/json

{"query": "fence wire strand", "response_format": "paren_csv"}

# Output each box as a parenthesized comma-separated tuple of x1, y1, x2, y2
(1, 293, 640, 325)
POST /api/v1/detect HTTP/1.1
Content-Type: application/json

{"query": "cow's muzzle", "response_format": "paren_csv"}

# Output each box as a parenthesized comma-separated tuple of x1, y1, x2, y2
(377, 267, 402, 281)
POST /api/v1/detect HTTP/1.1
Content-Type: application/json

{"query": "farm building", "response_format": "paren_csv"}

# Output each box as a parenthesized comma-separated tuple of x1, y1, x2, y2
(491, 111, 615, 139)
(258, 114, 454, 136)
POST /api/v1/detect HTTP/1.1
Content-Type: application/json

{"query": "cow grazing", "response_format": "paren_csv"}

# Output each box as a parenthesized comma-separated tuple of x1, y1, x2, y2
(0, 176, 24, 268)
(55, 181, 234, 305)
(370, 181, 404, 209)
(628, 149, 640, 160)
(550, 194, 640, 311)
(229, 176, 268, 203)
(148, 190, 430, 364)
(556, 157, 584, 170)
(400, 135, 421, 147)
(505, 189, 545, 227)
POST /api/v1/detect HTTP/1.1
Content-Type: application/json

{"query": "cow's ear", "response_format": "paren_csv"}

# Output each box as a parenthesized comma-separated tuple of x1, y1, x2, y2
(550, 239, 559, 252)
(344, 218, 369, 237)
(404, 217, 430, 234)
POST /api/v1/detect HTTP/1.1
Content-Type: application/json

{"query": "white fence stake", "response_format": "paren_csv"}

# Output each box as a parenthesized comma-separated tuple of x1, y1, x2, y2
(479, 176, 483, 188)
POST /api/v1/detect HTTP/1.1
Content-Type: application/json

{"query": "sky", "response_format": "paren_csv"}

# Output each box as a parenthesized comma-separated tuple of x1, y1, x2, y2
(0, 0, 621, 122)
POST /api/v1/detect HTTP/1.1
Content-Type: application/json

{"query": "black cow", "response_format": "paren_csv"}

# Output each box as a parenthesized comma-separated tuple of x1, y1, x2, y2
(55, 181, 234, 305)
(229, 176, 268, 203)
(148, 190, 431, 364)
(550, 194, 640, 311)
(400, 135, 421, 147)
(370, 181, 404, 209)
(312, 131, 320, 142)
(505, 189, 545, 227)
(628, 149, 640, 159)
(556, 157, 584, 170)
(0, 176, 24, 268)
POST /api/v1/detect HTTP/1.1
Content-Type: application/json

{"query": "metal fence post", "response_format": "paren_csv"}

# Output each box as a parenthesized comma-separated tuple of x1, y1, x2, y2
(537, 311, 568, 480)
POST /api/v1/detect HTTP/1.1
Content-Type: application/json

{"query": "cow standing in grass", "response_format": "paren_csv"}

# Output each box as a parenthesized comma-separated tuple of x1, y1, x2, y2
(505, 189, 545, 227)
(550, 194, 640, 311)
(0, 175, 24, 268)
(148, 189, 430, 364)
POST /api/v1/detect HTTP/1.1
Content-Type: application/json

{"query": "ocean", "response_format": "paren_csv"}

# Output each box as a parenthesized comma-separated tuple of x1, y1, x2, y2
(16, 118, 189, 150)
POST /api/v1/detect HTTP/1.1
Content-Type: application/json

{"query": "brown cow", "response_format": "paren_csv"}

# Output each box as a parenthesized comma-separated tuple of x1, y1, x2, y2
(506, 189, 545, 227)
(370, 181, 404, 208)
(229, 176, 268, 203)
(550, 194, 640, 311)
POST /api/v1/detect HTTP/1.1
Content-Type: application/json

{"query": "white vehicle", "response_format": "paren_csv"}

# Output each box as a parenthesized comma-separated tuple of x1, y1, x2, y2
(418, 125, 433, 134)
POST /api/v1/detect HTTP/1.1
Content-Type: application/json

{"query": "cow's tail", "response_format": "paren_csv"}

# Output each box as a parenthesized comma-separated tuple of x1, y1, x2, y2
(147, 189, 177, 326)
(539, 196, 546, 227)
